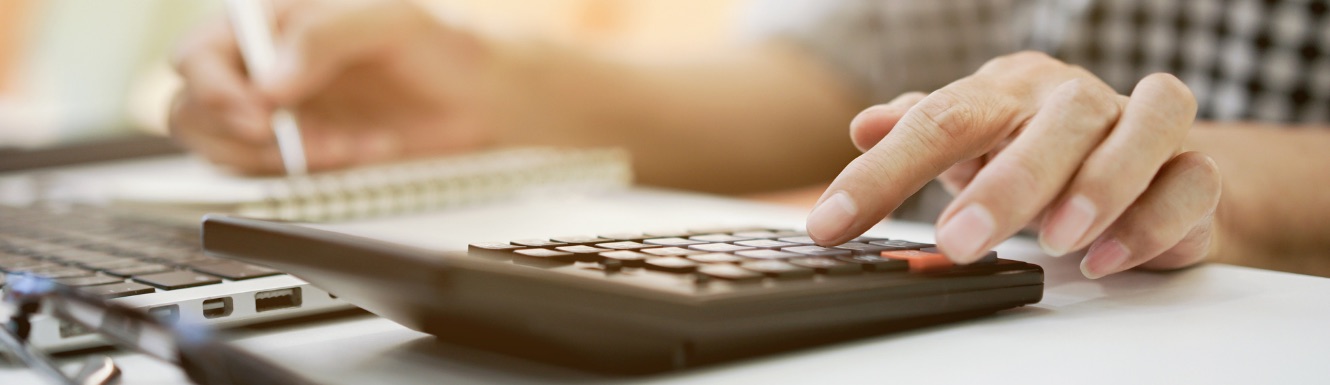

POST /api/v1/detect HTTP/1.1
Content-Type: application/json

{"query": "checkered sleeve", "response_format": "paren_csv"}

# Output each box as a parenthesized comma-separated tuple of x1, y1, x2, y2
(738, 0, 1029, 103)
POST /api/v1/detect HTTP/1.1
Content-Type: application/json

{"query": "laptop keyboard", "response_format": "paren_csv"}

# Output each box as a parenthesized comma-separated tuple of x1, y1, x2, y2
(0, 205, 284, 297)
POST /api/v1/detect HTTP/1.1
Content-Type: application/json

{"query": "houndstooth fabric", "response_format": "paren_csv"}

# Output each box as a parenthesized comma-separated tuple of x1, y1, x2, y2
(744, 0, 1330, 124)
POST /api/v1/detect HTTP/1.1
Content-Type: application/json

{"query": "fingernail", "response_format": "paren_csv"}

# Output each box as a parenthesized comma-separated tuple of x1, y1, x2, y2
(1081, 238, 1130, 279)
(1040, 194, 1097, 256)
(806, 191, 858, 243)
(936, 204, 995, 264)
(848, 105, 889, 130)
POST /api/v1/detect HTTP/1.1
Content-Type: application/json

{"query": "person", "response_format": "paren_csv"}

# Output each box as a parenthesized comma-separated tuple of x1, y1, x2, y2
(168, 0, 1330, 279)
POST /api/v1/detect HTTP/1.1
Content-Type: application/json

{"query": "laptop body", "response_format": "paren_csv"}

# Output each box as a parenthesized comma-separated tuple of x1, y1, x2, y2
(0, 135, 352, 352)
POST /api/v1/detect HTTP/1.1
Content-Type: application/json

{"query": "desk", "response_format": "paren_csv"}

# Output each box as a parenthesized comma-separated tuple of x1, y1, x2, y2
(2, 165, 1329, 384)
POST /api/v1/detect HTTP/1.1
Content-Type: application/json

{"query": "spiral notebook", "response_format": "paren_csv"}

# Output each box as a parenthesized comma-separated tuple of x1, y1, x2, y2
(108, 147, 633, 222)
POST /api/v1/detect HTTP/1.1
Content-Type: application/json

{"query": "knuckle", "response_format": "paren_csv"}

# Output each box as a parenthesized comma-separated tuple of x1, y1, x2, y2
(981, 50, 1063, 74)
(990, 153, 1050, 197)
(842, 154, 899, 192)
(910, 91, 981, 147)
(1139, 73, 1198, 114)
(1054, 79, 1122, 125)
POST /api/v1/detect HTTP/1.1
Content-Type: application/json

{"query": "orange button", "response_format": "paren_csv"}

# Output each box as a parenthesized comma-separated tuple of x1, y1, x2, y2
(881, 250, 954, 273)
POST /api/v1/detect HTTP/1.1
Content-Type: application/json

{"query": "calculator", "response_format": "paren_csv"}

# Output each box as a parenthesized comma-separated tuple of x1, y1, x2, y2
(202, 215, 1043, 374)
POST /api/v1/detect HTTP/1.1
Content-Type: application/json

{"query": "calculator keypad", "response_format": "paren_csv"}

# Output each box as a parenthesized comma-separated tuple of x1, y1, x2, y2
(469, 228, 996, 286)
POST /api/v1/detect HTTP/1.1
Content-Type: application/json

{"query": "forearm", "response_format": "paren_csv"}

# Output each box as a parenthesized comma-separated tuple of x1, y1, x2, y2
(1190, 123, 1330, 274)
(496, 41, 864, 194)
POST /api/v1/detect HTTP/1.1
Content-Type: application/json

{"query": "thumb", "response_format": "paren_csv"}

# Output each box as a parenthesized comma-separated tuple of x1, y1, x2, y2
(849, 92, 927, 152)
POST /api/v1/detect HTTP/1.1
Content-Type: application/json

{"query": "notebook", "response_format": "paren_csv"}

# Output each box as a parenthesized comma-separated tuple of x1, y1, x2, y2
(105, 147, 633, 222)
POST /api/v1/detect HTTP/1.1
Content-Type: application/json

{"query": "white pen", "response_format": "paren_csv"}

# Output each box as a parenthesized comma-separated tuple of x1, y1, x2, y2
(225, 0, 308, 175)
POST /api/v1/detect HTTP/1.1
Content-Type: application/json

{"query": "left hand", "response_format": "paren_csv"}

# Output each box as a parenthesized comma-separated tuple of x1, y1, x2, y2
(806, 51, 1222, 279)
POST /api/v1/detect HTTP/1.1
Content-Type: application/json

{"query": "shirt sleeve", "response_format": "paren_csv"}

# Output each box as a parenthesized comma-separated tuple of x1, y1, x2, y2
(738, 0, 1029, 103)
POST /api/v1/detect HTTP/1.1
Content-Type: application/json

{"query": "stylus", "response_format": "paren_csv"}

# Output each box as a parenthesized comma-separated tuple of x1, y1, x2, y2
(225, 0, 308, 175)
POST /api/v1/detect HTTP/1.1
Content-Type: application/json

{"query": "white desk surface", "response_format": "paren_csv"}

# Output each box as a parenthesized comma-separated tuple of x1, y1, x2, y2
(3, 159, 1330, 384)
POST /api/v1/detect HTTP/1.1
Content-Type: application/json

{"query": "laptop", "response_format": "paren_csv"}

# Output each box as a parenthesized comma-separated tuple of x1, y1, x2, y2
(0, 135, 352, 351)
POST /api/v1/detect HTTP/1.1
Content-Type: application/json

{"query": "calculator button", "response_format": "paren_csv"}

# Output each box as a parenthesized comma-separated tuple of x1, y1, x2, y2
(468, 242, 522, 252)
(776, 236, 816, 245)
(689, 234, 750, 243)
(740, 261, 814, 279)
(833, 242, 895, 255)
(788, 258, 861, 275)
(920, 248, 998, 264)
(782, 245, 852, 257)
(697, 264, 764, 282)
(642, 247, 704, 257)
(734, 239, 799, 249)
(599, 251, 651, 267)
(551, 236, 610, 245)
(594, 241, 656, 250)
(851, 236, 889, 243)
(555, 245, 610, 254)
(688, 243, 754, 253)
(644, 237, 704, 246)
(512, 248, 577, 266)
(881, 250, 954, 273)
(835, 255, 909, 272)
(687, 253, 745, 264)
(645, 257, 699, 273)
(735, 249, 800, 260)
(512, 239, 568, 248)
(133, 271, 222, 290)
(867, 239, 934, 250)
(771, 230, 807, 237)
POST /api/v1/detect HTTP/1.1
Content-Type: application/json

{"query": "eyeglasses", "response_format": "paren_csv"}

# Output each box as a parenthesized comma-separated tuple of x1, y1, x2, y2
(1, 273, 317, 385)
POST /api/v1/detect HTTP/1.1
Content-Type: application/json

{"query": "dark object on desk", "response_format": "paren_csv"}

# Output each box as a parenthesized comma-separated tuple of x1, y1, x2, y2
(1, 274, 317, 385)
(202, 215, 1044, 374)
(0, 133, 182, 172)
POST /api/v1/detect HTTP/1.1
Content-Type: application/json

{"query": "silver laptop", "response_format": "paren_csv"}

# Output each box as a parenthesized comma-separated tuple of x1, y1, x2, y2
(0, 136, 351, 351)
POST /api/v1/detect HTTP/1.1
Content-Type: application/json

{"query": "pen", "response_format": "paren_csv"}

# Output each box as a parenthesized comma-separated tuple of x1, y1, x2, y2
(226, 0, 308, 175)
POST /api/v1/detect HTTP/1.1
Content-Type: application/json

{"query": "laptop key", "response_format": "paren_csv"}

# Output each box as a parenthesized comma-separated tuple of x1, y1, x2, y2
(80, 282, 156, 298)
(104, 263, 174, 277)
(56, 275, 126, 287)
(190, 260, 281, 280)
(133, 270, 223, 290)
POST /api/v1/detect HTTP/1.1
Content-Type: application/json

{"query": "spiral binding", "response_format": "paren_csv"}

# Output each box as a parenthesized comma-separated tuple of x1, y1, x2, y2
(235, 147, 632, 222)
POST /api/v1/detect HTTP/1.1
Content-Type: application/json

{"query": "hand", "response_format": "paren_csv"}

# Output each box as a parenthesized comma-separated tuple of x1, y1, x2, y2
(169, 0, 518, 173)
(807, 51, 1222, 279)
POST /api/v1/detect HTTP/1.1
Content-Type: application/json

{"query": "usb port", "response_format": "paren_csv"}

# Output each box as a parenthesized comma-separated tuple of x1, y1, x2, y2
(255, 287, 302, 312)
(202, 297, 233, 319)
(149, 305, 180, 323)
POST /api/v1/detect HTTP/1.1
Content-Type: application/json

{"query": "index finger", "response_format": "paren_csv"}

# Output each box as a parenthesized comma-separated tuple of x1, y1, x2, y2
(805, 82, 1031, 245)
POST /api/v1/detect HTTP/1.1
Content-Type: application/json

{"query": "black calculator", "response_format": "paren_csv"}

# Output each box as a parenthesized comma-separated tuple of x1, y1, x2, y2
(202, 215, 1043, 374)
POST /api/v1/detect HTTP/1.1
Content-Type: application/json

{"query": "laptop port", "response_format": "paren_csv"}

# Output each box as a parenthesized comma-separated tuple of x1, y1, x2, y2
(202, 298, 233, 319)
(255, 287, 302, 312)
(148, 305, 180, 323)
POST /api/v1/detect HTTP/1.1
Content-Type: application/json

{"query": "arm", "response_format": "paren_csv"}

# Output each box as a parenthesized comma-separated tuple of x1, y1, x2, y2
(495, 41, 864, 194)
(1191, 124, 1330, 275)
(169, 0, 865, 194)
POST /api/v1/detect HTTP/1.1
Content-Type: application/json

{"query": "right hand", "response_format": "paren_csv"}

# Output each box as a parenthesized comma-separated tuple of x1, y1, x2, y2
(170, 0, 518, 174)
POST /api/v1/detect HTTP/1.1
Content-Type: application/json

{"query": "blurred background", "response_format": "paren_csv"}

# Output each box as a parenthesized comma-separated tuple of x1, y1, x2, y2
(0, 0, 744, 149)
